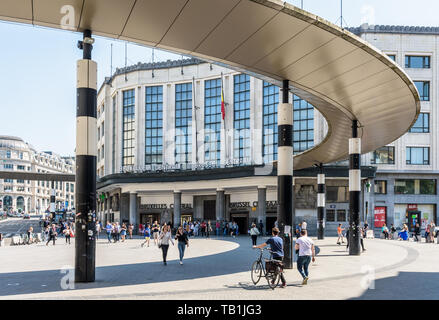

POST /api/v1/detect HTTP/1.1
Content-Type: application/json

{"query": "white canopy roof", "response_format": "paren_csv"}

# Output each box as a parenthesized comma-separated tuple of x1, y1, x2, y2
(0, 0, 420, 169)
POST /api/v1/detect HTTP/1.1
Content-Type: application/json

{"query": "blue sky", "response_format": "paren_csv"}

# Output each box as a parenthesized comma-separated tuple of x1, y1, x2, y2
(0, 0, 437, 155)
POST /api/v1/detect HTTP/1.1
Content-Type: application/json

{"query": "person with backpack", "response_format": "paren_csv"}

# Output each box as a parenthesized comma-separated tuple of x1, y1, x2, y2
(249, 223, 260, 246)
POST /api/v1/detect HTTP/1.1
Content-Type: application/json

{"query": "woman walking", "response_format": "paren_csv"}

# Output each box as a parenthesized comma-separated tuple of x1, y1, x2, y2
(175, 226, 189, 265)
(159, 225, 174, 265)
(428, 221, 436, 243)
(128, 223, 134, 239)
(250, 223, 260, 246)
(120, 223, 127, 242)
(63, 226, 72, 245)
(27, 226, 34, 245)
(207, 220, 212, 238)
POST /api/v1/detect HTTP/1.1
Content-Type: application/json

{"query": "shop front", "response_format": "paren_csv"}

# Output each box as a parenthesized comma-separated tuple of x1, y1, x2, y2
(229, 202, 250, 235)
(394, 204, 436, 230)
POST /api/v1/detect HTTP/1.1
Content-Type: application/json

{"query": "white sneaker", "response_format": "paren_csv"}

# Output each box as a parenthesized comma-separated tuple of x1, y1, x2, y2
(180, 261, 183, 265)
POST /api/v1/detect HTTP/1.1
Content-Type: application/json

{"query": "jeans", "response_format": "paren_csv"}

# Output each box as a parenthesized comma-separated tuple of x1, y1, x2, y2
(178, 242, 186, 261)
(216, 228, 219, 236)
(107, 232, 112, 243)
(297, 255, 312, 279)
(161, 244, 169, 263)
(65, 235, 71, 244)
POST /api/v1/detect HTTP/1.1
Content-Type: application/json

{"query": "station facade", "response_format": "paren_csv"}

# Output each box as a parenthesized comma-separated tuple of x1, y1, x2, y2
(95, 59, 375, 235)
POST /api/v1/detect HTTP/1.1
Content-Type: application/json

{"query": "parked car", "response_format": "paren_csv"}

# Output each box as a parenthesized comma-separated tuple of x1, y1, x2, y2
(23, 214, 30, 219)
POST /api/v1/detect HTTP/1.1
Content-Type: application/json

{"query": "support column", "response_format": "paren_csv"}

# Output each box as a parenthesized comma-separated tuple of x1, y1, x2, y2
(277, 80, 293, 269)
(129, 192, 138, 226)
(174, 191, 182, 228)
(75, 29, 97, 282)
(257, 186, 266, 235)
(349, 120, 361, 255)
(317, 164, 325, 240)
(216, 188, 225, 221)
(50, 181, 56, 221)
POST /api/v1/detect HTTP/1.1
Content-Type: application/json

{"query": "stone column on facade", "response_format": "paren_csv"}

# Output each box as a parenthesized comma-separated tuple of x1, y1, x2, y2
(257, 186, 267, 234)
(173, 190, 182, 227)
(216, 188, 225, 222)
(129, 192, 138, 227)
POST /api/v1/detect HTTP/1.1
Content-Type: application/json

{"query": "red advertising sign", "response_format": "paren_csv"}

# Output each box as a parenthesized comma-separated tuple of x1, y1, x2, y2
(374, 206, 387, 228)
(407, 204, 418, 210)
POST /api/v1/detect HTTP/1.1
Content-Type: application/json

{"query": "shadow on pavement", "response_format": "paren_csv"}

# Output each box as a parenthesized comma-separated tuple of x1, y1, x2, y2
(0, 241, 321, 297)
(352, 272, 439, 300)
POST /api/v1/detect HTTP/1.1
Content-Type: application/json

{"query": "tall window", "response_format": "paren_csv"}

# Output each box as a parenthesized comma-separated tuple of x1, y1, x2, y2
(112, 95, 117, 173)
(409, 113, 429, 133)
(406, 147, 429, 165)
(395, 179, 436, 195)
(371, 146, 395, 164)
(414, 81, 430, 101)
(204, 78, 221, 165)
(233, 74, 251, 163)
(293, 96, 314, 154)
(145, 86, 163, 165)
(122, 89, 135, 167)
(262, 82, 278, 163)
(405, 56, 430, 69)
(175, 83, 192, 165)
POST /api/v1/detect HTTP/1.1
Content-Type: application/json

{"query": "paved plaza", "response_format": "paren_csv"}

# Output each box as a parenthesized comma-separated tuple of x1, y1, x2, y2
(0, 233, 438, 300)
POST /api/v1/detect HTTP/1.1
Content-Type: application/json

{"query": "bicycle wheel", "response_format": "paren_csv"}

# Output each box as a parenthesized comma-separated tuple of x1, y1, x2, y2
(266, 268, 280, 290)
(251, 261, 263, 285)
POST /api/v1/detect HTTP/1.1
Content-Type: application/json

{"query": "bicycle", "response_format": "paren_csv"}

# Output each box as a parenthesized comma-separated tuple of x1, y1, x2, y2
(251, 248, 284, 289)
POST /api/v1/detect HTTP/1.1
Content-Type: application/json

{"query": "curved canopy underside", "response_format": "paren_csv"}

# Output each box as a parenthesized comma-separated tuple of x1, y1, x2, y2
(0, 0, 420, 169)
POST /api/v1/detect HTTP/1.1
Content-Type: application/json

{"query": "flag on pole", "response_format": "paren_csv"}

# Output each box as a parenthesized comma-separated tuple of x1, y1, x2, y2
(221, 76, 226, 120)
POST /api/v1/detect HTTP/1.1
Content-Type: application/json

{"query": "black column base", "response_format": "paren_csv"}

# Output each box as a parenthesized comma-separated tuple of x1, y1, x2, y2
(281, 232, 293, 269)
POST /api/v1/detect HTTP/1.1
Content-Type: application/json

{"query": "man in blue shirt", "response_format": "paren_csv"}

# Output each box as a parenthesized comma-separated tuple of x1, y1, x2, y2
(253, 227, 286, 288)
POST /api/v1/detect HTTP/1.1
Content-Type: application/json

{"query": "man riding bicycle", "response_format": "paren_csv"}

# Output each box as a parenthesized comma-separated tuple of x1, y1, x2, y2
(253, 227, 286, 288)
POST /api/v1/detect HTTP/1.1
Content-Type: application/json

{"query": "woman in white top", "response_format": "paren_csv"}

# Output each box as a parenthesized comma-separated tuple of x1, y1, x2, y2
(159, 224, 174, 265)
(249, 223, 260, 246)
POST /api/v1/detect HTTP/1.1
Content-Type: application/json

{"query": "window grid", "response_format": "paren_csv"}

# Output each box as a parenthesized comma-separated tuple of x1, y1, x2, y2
(233, 74, 251, 162)
(409, 113, 429, 133)
(145, 86, 163, 165)
(262, 81, 278, 163)
(414, 81, 430, 101)
(122, 89, 135, 167)
(293, 96, 314, 154)
(406, 147, 429, 165)
(371, 146, 395, 165)
(405, 56, 430, 68)
(175, 83, 192, 164)
(204, 78, 221, 165)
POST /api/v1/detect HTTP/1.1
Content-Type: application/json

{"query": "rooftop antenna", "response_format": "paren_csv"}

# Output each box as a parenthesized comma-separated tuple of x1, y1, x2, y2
(335, 0, 348, 29)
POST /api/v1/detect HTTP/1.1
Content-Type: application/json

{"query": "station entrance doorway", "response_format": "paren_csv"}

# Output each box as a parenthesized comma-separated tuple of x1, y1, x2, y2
(140, 213, 160, 226)
(231, 212, 249, 235)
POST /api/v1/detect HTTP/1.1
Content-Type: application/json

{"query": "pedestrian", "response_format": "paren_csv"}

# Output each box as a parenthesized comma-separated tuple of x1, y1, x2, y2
(428, 221, 436, 243)
(141, 224, 151, 247)
(159, 224, 174, 265)
(121, 223, 127, 242)
(224, 222, 228, 236)
(413, 223, 420, 242)
(194, 222, 199, 237)
(301, 220, 307, 230)
(295, 223, 302, 238)
(63, 226, 71, 245)
(295, 229, 316, 285)
(215, 220, 220, 236)
(230, 222, 235, 238)
(46, 224, 57, 246)
(200, 221, 206, 237)
(389, 224, 396, 240)
(152, 220, 160, 245)
(175, 226, 189, 265)
(207, 220, 212, 238)
(382, 224, 389, 239)
(398, 224, 409, 241)
(258, 220, 264, 235)
(105, 221, 113, 243)
(95, 221, 101, 240)
(337, 224, 345, 245)
(27, 226, 33, 244)
(128, 223, 134, 239)
(253, 227, 286, 288)
(359, 226, 366, 252)
(250, 223, 260, 246)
